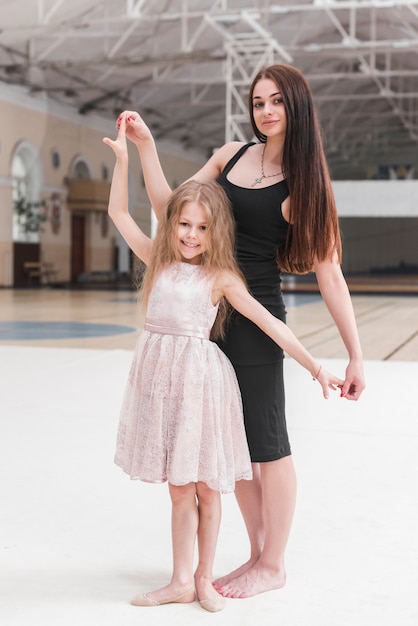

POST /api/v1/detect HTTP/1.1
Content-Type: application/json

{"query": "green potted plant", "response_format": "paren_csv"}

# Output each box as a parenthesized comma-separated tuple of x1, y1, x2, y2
(13, 196, 47, 234)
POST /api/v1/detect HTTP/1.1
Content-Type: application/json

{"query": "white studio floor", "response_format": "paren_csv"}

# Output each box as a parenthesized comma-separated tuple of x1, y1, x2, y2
(1, 345, 417, 626)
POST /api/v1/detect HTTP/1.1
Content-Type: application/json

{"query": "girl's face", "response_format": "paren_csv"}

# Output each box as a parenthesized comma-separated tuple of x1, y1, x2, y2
(176, 201, 210, 264)
(252, 77, 287, 139)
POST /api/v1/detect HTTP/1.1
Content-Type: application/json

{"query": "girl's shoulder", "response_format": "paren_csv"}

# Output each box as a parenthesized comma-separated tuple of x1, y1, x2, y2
(213, 267, 244, 294)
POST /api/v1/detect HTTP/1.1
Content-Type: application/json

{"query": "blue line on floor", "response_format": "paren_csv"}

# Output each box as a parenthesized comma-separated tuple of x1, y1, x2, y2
(0, 321, 137, 341)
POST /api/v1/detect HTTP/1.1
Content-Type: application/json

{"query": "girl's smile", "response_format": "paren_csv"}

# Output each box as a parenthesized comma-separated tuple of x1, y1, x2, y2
(177, 201, 209, 264)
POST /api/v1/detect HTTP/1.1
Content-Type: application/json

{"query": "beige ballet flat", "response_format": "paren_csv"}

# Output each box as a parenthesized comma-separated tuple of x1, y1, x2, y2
(131, 587, 195, 607)
(199, 593, 227, 613)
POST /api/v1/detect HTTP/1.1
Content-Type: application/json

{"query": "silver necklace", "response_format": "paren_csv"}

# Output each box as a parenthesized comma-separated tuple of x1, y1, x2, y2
(251, 144, 283, 187)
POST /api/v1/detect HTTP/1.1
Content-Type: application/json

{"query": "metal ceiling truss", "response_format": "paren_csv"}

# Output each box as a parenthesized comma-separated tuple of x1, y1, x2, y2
(1, 0, 418, 175)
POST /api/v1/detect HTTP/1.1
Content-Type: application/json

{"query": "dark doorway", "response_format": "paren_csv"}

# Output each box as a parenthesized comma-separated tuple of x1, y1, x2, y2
(13, 242, 40, 287)
(71, 214, 86, 282)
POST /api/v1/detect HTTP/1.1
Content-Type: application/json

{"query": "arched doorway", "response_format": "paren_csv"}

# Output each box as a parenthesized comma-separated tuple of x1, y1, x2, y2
(11, 141, 43, 286)
(69, 159, 91, 283)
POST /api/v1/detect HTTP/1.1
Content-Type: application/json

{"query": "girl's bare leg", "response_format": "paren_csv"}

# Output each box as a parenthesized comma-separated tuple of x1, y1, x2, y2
(216, 456, 297, 598)
(134, 482, 197, 604)
(193, 481, 224, 606)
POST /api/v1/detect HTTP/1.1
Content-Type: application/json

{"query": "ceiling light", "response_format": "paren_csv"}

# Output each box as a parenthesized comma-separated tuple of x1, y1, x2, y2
(215, 15, 240, 26)
(270, 5, 289, 13)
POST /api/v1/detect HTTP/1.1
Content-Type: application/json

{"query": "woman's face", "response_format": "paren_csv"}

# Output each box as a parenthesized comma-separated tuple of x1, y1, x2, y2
(251, 78, 287, 139)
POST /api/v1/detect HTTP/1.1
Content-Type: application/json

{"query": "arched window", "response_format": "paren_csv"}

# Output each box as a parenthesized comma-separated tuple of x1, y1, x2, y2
(72, 158, 91, 180)
(12, 141, 43, 243)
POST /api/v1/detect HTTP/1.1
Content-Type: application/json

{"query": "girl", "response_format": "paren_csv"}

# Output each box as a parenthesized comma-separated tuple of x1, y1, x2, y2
(103, 115, 343, 612)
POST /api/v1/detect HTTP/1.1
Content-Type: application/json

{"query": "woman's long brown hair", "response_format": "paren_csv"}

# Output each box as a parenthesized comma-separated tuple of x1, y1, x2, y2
(249, 64, 342, 274)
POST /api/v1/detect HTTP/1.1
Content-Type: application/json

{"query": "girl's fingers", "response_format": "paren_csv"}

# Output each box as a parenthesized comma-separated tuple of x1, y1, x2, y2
(116, 111, 127, 129)
(318, 373, 345, 399)
(103, 120, 127, 152)
(118, 114, 126, 133)
(102, 137, 118, 153)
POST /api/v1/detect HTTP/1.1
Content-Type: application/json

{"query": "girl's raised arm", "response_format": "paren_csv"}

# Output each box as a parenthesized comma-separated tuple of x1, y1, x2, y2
(103, 117, 153, 264)
(217, 271, 344, 399)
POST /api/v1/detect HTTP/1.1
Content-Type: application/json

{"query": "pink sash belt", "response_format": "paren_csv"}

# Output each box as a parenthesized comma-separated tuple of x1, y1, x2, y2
(144, 319, 210, 340)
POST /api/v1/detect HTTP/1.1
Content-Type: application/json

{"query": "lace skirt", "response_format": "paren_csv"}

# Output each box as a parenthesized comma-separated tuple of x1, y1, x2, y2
(114, 330, 252, 493)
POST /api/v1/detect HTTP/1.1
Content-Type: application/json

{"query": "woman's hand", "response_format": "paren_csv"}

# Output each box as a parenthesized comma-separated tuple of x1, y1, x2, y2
(116, 110, 154, 146)
(340, 359, 365, 400)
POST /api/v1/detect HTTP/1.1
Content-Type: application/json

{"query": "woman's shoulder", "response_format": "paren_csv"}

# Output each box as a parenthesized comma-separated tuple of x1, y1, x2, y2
(220, 141, 255, 156)
(195, 142, 257, 182)
(209, 141, 257, 178)
(213, 141, 255, 163)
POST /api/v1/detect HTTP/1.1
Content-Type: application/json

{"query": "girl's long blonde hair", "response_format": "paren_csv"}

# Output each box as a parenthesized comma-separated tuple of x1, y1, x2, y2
(139, 180, 245, 339)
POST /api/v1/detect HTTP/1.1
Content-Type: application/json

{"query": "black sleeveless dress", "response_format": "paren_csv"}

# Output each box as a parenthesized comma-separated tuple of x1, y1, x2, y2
(217, 143, 291, 462)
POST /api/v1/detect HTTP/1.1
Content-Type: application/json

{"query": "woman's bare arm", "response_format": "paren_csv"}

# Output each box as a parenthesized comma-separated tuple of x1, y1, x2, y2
(314, 255, 365, 400)
(116, 110, 242, 219)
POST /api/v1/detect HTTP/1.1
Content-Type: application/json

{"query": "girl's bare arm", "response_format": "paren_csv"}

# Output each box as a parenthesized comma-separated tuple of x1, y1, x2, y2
(216, 272, 344, 399)
(103, 117, 153, 264)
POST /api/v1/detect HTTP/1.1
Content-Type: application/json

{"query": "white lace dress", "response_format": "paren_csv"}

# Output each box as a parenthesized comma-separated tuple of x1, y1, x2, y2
(114, 262, 252, 493)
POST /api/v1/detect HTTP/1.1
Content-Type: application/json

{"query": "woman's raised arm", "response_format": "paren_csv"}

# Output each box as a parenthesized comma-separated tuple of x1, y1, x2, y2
(116, 111, 172, 220)
(117, 110, 242, 219)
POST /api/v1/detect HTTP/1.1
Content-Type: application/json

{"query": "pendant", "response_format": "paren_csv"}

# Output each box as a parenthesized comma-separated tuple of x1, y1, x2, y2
(251, 176, 264, 187)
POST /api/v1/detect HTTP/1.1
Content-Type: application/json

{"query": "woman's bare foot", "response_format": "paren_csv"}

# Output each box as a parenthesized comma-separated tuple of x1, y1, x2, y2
(217, 563, 286, 598)
(212, 557, 257, 589)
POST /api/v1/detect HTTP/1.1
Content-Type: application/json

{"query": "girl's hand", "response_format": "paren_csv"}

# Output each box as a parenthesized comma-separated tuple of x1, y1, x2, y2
(315, 366, 345, 400)
(116, 110, 153, 146)
(340, 359, 366, 401)
(103, 114, 128, 158)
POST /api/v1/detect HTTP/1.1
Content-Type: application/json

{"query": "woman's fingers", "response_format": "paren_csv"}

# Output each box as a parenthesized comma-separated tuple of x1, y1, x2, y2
(116, 110, 141, 129)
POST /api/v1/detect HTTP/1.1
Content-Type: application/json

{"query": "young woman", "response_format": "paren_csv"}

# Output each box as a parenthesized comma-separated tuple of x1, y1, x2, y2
(115, 63, 365, 599)
(104, 115, 342, 612)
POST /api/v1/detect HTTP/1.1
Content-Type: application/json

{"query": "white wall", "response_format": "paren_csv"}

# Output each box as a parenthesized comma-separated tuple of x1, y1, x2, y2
(333, 181, 418, 273)
(333, 180, 418, 217)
